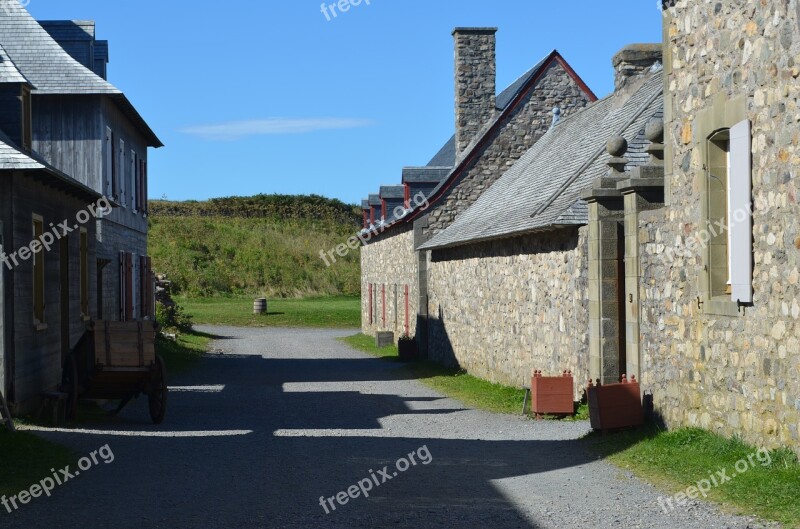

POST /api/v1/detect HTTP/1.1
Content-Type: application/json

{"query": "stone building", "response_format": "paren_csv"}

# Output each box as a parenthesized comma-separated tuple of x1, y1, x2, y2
(420, 53, 662, 394)
(626, 0, 800, 450)
(361, 27, 597, 345)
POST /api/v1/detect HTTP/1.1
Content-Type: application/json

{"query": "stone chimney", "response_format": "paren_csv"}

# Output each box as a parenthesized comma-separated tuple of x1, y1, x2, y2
(612, 44, 662, 91)
(453, 27, 497, 155)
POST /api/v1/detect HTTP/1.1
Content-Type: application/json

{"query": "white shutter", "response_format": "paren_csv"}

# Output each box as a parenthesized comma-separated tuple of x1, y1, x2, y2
(729, 119, 753, 304)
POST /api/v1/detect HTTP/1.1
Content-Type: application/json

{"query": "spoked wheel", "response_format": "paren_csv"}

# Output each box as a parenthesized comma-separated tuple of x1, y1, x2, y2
(61, 355, 79, 421)
(148, 355, 168, 424)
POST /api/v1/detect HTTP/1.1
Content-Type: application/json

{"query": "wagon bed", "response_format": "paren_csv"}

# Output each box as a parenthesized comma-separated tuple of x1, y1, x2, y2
(63, 320, 167, 424)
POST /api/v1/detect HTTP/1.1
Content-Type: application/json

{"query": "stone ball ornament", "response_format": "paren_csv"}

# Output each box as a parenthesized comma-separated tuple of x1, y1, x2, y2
(607, 136, 628, 157)
(645, 118, 664, 143)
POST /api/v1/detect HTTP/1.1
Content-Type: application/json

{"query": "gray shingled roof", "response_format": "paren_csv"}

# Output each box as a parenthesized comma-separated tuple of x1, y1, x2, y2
(424, 52, 556, 169)
(0, 2, 117, 94)
(380, 185, 405, 199)
(0, 42, 27, 84)
(420, 73, 663, 250)
(402, 166, 451, 183)
(0, 127, 42, 170)
(0, 0, 162, 146)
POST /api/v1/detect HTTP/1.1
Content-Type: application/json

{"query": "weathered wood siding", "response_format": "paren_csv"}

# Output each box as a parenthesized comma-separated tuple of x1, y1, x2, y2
(7, 172, 97, 406)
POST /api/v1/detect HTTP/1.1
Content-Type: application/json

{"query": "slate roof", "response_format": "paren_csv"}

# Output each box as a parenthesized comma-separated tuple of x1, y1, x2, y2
(0, 0, 162, 146)
(420, 73, 663, 250)
(0, 42, 27, 84)
(0, 128, 42, 170)
(402, 166, 451, 184)
(380, 185, 405, 199)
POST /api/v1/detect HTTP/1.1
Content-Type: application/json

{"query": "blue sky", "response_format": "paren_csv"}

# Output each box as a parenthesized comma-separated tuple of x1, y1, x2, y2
(29, 0, 663, 205)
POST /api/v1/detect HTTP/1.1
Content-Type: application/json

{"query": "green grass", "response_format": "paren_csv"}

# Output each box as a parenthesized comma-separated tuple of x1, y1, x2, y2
(0, 430, 75, 496)
(340, 334, 526, 414)
(590, 426, 800, 527)
(181, 296, 361, 329)
(149, 206, 361, 298)
(157, 331, 214, 375)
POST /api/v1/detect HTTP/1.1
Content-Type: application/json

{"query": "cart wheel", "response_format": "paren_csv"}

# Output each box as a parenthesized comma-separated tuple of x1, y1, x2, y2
(148, 355, 168, 424)
(61, 355, 79, 421)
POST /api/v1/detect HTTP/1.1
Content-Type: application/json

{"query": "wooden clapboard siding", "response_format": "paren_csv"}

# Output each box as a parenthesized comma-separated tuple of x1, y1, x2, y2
(7, 172, 97, 405)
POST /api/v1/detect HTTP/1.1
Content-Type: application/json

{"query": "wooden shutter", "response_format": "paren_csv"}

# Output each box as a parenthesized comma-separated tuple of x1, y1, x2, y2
(143, 160, 148, 215)
(119, 139, 126, 207)
(105, 127, 113, 197)
(130, 150, 137, 211)
(139, 255, 154, 318)
(126, 253, 134, 321)
(729, 120, 753, 304)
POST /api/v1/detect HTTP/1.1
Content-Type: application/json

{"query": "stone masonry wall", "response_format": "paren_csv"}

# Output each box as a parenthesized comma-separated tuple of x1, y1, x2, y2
(361, 225, 418, 341)
(426, 227, 590, 398)
(639, 0, 800, 449)
(425, 61, 594, 238)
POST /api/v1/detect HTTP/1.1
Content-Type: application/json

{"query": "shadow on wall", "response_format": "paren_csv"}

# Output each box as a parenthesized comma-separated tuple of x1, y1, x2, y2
(425, 227, 586, 377)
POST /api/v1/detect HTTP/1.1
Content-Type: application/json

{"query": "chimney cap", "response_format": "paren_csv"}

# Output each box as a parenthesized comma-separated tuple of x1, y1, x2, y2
(612, 44, 662, 67)
(452, 27, 498, 36)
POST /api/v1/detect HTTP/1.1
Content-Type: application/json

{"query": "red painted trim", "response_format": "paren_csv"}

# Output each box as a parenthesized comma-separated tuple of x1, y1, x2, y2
(370, 207, 374, 225)
(376, 51, 597, 234)
(381, 284, 386, 327)
(404, 184, 410, 209)
(381, 199, 387, 221)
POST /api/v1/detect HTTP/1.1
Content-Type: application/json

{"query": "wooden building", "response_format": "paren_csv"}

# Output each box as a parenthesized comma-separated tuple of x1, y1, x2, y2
(0, 1, 160, 411)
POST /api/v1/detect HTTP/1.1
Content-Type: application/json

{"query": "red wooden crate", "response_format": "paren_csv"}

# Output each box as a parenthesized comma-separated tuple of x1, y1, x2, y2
(531, 370, 574, 415)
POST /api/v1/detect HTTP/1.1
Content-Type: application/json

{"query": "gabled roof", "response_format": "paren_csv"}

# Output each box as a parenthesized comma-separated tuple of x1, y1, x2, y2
(402, 166, 451, 184)
(423, 52, 596, 170)
(0, 42, 27, 84)
(420, 73, 663, 250)
(0, 0, 162, 146)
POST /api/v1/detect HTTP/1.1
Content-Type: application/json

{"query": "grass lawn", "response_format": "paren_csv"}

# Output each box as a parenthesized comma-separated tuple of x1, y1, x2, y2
(340, 334, 528, 415)
(0, 430, 75, 497)
(157, 331, 214, 375)
(179, 296, 360, 329)
(590, 426, 800, 527)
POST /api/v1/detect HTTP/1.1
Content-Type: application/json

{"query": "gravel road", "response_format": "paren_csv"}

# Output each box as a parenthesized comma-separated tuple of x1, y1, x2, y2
(7, 326, 779, 529)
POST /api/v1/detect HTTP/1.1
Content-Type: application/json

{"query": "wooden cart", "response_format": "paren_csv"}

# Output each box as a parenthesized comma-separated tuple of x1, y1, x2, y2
(62, 320, 167, 424)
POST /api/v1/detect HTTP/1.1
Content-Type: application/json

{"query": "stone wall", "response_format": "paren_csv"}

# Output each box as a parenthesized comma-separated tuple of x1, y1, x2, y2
(425, 61, 593, 238)
(426, 227, 590, 397)
(638, 0, 800, 449)
(360, 225, 418, 341)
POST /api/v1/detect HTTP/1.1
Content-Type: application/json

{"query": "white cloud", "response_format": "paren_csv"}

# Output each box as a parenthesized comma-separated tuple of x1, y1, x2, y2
(180, 117, 375, 141)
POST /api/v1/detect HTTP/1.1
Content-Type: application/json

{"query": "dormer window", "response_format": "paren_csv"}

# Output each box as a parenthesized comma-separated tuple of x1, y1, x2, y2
(21, 86, 31, 152)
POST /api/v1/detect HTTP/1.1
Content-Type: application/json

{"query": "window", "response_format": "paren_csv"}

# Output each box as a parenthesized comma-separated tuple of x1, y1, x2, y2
(33, 215, 45, 324)
(707, 129, 730, 298)
(80, 229, 89, 317)
(21, 87, 31, 152)
(705, 120, 753, 305)
(104, 126, 113, 198)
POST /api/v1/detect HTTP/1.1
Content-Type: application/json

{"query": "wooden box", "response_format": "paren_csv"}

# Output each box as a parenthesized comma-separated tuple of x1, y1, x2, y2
(587, 375, 644, 432)
(531, 370, 574, 415)
(92, 321, 157, 368)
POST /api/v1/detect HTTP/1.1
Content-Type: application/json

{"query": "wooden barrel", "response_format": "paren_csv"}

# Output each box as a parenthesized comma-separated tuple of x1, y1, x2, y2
(253, 298, 267, 315)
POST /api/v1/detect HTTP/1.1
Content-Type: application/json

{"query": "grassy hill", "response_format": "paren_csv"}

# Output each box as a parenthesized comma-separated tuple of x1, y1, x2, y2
(148, 194, 362, 298)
